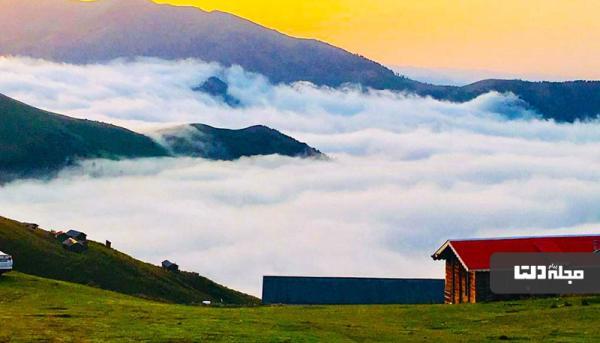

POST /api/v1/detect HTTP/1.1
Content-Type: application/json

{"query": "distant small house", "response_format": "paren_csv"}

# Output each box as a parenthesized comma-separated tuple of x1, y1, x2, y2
(23, 223, 39, 231)
(54, 231, 70, 242)
(432, 235, 600, 304)
(162, 260, 179, 272)
(62, 238, 87, 253)
(66, 230, 87, 242)
(105, 240, 112, 249)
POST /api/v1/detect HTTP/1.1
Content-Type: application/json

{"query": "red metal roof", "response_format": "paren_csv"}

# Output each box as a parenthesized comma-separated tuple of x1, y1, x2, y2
(433, 235, 600, 271)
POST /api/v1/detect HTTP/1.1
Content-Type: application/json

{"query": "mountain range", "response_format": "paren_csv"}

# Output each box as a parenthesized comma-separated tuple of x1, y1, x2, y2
(1, 0, 599, 122)
(0, 0, 406, 89)
(0, 93, 323, 183)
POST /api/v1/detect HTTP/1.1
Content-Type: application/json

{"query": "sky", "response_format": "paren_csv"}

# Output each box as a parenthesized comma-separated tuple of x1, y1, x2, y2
(153, 0, 600, 80)
(2, 57, 600, 295)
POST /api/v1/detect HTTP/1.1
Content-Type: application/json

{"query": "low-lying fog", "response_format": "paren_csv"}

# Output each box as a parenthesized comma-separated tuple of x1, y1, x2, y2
(1, 57, 600, 296)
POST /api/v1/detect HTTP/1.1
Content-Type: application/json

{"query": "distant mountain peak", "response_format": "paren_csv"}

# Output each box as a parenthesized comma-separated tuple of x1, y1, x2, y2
(193, 77, 241, 107)
(154, 124, 324, 160)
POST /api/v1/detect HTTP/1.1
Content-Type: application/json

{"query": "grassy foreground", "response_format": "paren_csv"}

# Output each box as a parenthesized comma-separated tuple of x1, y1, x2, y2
(1, 273, 599, 342)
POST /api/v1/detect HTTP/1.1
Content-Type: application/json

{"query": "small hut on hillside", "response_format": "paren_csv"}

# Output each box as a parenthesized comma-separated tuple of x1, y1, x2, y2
(66, 230, 87, 242)
(23, 223, 39, 231)
(62, 238, 87, 253)
(162, 260, 179, 272)
(54, 231, 70, 242)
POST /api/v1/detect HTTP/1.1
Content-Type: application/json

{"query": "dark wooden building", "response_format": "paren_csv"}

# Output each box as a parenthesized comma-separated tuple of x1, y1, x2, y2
(432, 235, 600, 304)
(62, 238, 87, 253)
(22, 223, 39, 231)
(162, 260, 179, 272)
(54, 231, 70, 242)
(66, 230, 87, 242)
(262, 276, 444, 305)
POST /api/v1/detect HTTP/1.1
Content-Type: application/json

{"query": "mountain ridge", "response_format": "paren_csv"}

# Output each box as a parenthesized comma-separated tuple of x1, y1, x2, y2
(0, 93, 169, 182)
(0, 93, 324, 183)
(155, 123, 324, 160)
(1, 0, 599, 121)
(0, 0, 412, 89)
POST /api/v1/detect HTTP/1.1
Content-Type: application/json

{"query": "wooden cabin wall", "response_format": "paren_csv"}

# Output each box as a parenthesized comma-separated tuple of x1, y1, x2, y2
(444, 259, 454, 303)
(445, 262, 534, 304)
(445, 257, 477, 304)
(455, 261, 463, 303)
(475, 272, 526, 302)
(468, 271, 476, 303)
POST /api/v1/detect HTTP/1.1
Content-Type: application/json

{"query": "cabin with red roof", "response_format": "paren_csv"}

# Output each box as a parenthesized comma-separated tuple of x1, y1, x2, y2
(432, 235, 600, 304)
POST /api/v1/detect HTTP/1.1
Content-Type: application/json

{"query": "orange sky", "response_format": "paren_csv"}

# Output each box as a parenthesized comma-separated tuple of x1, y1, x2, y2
(153, 0, 600, 79)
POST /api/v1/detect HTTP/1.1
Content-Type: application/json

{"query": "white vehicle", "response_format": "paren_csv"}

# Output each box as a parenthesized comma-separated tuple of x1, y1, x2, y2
(0, 251, 13, 275)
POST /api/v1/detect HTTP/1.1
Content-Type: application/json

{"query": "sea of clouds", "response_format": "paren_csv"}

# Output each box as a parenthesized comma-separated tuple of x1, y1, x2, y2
(1, 56, 600, 296)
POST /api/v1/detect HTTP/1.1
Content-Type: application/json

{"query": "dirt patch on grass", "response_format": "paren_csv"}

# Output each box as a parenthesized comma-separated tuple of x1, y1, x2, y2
(28, 313, 75, 319)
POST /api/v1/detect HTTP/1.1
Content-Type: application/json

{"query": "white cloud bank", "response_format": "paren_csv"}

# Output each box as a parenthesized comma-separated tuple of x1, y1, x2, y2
(1, 57, 600, 296)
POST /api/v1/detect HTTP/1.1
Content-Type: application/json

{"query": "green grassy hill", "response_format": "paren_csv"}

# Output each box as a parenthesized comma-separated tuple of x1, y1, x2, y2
(0, 93, 325, 183)
(0, 216, 258, 305)
(1, 272, 598, 342)
(0, 94, 168, 182)
(159, 124, 323, 160)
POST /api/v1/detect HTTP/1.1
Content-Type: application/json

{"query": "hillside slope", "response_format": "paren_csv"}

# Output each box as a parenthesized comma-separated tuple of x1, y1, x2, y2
(435, 80, 600, 122)
(0, 94, 168, 182)
(1, 272, 599, 341)
(0, 93, 324, 182)
(0, 0, 416, 90)
(0, 216, 258, 305)
(156, 124, 323, 160)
